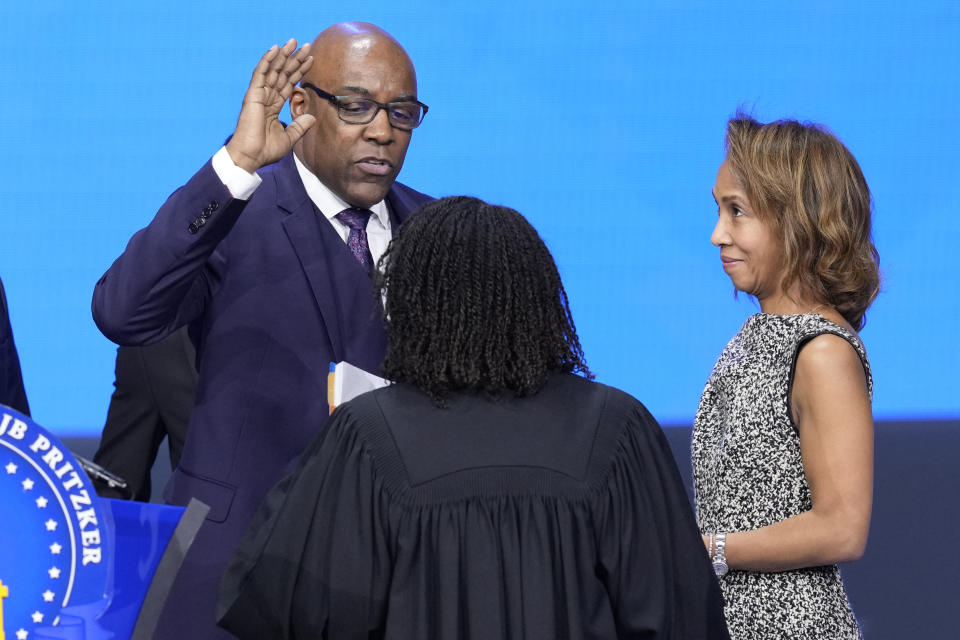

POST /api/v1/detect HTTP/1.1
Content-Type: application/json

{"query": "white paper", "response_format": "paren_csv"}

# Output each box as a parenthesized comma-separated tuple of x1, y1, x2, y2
(328, 361, 390, 412)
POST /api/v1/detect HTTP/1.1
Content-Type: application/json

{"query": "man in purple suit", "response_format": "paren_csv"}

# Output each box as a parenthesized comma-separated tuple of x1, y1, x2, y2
(92, 23, 433, 638)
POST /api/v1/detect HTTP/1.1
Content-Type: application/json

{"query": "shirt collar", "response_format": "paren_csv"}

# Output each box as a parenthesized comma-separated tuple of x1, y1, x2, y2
(293, 153, 389, 230)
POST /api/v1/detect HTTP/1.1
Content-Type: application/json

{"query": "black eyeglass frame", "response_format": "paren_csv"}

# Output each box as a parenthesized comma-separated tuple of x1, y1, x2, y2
(300, 82, 428, 130)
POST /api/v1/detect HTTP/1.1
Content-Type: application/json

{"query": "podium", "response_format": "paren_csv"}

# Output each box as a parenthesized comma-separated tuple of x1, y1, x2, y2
(0, 407, 206, 639)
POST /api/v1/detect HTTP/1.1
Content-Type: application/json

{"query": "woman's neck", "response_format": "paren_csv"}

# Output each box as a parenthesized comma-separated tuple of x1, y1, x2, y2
(758, 287, 824, 316)
(758, 287, 855, 331)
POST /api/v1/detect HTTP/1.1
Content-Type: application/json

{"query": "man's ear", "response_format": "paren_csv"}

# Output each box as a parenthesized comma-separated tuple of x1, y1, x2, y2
(289, 87, 307, 117)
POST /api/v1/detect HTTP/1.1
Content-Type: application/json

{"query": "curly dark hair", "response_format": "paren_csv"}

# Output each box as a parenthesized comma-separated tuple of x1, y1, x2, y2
(725, 114, 881, 330)
(375, 196, 592, 404)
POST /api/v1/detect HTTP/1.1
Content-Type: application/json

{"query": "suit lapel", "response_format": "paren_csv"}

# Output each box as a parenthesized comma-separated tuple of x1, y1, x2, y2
(274, 155, 349, 362)
(276, 155, 409, 368)
(385, 185, 419, 228)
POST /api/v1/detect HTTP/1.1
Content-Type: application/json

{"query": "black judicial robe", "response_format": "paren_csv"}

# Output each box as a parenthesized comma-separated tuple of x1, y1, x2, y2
(218, 373, 729, 639)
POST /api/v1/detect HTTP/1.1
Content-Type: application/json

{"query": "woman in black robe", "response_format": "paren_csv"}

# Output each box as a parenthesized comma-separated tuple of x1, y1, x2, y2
(217, 196, 728, 639)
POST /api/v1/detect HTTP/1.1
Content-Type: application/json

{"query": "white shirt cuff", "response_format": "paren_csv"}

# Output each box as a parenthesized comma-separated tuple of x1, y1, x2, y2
(212, 146, 262, 200)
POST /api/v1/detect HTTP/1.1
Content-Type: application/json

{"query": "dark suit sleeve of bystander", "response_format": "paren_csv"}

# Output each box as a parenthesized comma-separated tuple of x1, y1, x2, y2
(0, 278, 30, 416)
(93, 326, 197, 500)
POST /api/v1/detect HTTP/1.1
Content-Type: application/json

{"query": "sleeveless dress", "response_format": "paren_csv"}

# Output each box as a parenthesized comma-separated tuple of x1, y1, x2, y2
(692, 313, 871, 640)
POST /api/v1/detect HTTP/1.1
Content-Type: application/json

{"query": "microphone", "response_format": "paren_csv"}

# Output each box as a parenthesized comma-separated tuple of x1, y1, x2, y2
(74, 452, 133, 499)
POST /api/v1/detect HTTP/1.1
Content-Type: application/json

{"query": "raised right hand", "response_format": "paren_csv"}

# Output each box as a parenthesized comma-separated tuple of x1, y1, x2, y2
(225, 39, 315, 174)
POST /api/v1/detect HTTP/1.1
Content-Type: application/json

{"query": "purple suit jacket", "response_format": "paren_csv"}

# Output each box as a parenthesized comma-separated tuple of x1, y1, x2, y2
(92, 153, 432, 638)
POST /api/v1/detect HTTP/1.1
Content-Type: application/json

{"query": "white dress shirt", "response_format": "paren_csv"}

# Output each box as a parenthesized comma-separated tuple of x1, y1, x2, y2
(211, 146, 392, 265)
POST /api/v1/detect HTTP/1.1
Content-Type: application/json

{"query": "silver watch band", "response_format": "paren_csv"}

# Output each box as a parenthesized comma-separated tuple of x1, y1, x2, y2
(712, 531, 728, 577)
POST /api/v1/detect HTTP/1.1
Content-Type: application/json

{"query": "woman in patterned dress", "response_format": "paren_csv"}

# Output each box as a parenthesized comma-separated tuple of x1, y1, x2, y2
(692, 115, 881, 639)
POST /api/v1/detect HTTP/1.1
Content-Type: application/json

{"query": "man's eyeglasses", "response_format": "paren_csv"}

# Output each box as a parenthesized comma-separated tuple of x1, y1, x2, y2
(301, 82, 428, 130)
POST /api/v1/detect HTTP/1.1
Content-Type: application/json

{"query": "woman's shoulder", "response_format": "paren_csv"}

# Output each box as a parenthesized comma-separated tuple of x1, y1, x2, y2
(745, 313, 868, 360)
(557, 376, 665, 458)
(547, 373, 655, 423)
(793, 314, 873, 398)
(797, 314, 869, 365)
(796, 332, 864, 368)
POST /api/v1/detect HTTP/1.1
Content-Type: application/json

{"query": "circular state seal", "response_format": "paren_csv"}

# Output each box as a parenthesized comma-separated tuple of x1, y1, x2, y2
(0, 406, 111, 640)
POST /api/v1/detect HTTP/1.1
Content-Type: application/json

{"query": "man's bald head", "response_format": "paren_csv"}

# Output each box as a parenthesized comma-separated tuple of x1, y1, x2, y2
(303, 22, 417, 94)
(312, 21, 406, 51)
(290, 22, 421, 208)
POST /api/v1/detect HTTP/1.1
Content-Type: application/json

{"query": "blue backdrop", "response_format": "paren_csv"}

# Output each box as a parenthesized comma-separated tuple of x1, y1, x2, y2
(0, 1, 957, 436)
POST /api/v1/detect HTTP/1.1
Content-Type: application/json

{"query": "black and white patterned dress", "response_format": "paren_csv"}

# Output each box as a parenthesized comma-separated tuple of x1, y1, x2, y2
(692, 313, 870, 640)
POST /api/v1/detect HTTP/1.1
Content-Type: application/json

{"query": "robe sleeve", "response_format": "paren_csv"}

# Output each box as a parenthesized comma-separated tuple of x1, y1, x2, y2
(217, 404, 393, 639)
(593, 400, 729, 639)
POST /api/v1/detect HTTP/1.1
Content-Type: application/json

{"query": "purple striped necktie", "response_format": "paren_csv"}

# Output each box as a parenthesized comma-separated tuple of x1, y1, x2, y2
(336, 208, 374, 271)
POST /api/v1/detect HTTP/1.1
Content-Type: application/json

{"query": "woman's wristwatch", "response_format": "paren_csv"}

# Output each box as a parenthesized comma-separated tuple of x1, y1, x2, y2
(712, 531, 728, 576)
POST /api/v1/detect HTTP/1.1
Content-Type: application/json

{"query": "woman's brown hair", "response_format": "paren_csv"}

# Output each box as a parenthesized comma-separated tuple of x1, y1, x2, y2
(725, 114, 881, 330)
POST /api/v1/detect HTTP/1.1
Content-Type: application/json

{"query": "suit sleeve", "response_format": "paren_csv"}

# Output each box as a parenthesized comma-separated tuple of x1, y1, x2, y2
(91, 160, 249, 346)
(92, 345, 163, 500)
(593, 401, 730, 639)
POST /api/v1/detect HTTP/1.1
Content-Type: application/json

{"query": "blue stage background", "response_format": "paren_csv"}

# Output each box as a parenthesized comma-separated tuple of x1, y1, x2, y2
(0, 1, 957, 435)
